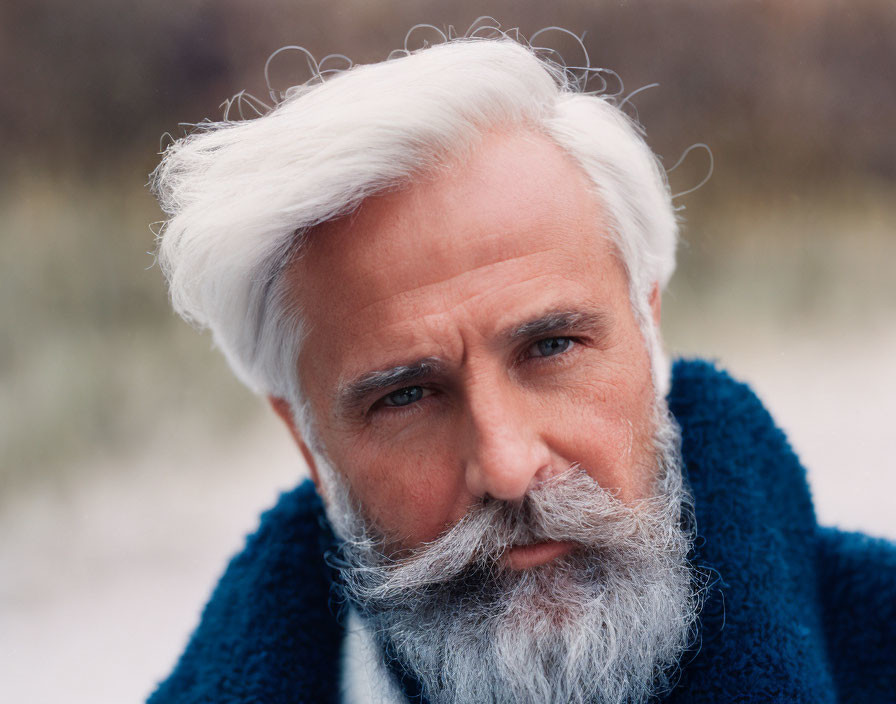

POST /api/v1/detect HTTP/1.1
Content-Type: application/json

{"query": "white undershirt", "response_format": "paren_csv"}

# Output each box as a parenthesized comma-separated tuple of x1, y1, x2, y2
(340, 607, 406, 704)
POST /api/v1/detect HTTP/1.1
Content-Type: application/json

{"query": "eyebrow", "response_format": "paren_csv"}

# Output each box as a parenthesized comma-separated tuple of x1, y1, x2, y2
(334, 308, 610, 417)
(505, 309, 610, 343)
(335, 357, 447, 416)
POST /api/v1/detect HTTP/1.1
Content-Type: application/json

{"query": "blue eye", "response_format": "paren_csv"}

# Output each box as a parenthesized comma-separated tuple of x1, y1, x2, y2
(531, 337, 573, 358)
(382, 386, 425, 407)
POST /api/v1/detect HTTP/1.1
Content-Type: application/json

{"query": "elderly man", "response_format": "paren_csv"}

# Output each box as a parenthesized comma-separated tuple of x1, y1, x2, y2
(147, 35, 895, 704)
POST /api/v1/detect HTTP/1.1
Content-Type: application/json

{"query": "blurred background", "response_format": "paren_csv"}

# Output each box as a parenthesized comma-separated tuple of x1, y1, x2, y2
(1, 1, 894, 702)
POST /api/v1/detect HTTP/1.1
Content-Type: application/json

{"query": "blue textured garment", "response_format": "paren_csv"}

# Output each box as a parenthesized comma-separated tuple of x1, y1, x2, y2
(147, 359, 896, 703)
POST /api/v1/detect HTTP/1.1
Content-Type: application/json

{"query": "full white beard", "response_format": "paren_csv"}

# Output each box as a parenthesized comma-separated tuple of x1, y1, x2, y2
(316, 404, 699, 704)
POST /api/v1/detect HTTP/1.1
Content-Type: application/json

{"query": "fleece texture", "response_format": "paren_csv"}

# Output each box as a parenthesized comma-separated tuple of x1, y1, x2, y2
(146, 359, 896, 704)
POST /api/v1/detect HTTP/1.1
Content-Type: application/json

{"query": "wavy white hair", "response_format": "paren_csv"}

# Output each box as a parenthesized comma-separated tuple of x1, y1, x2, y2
(151, 31, 679, 429)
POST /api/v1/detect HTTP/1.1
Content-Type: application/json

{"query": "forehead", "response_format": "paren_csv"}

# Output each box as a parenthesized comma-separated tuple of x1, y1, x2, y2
(286, 130, 625, 398)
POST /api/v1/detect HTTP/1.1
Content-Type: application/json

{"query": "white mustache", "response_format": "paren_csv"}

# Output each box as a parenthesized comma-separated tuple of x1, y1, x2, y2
(341, 465, 684, 601)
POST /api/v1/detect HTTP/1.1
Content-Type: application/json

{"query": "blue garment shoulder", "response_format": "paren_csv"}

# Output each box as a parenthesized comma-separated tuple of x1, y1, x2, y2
(147, 481, 343, 704)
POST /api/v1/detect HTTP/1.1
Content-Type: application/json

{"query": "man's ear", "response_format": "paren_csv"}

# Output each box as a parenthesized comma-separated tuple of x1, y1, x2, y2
(648, 283, 662, 327)
(268, 395, 323, 491)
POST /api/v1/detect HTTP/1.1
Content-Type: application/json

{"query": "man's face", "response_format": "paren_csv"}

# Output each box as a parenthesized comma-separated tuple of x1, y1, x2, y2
(280, 130, 694, 703)
(288, 129, 661, 559)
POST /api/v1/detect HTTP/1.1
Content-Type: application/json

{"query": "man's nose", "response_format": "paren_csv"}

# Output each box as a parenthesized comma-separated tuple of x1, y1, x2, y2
(461, 384, 554, 502)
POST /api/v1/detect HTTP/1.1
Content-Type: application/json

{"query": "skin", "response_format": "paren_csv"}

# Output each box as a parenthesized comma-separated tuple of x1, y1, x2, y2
(270, 129, 663, 565)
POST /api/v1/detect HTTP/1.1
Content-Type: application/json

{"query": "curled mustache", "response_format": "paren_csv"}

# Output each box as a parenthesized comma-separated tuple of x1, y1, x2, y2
(338, 465, 686, 604)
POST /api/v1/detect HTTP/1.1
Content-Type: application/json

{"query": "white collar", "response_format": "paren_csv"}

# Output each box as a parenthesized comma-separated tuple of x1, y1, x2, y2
(340, 607, 406, 704)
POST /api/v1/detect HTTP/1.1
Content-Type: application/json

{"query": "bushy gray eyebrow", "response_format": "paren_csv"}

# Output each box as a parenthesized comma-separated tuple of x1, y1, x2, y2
(336, 357, 446, 416)
(505, 310, 610, 342)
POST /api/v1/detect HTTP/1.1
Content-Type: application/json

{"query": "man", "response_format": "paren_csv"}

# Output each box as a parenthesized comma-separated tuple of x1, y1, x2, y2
(147, 34, 896, 704)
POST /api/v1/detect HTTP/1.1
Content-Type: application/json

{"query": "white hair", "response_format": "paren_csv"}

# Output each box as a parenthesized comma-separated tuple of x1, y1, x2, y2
(151, 32, 678, 422)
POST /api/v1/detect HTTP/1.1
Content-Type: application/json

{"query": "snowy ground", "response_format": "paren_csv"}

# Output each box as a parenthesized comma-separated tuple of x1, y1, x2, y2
(2, 324, 894, 704)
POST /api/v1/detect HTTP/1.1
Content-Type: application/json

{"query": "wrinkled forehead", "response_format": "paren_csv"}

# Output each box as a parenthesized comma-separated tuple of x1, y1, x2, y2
(278, 131, 635, 413)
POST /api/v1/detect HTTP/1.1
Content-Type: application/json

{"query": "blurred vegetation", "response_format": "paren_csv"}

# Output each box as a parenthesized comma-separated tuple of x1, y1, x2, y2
(2, 0, 894, 498)
(3, 0, 894, 182)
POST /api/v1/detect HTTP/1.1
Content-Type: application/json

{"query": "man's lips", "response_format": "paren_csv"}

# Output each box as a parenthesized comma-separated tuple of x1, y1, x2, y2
(501, 540, 576, 570)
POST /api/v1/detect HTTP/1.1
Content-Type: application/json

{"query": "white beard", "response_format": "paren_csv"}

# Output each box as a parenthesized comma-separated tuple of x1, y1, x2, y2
(316, 404, 699, 704)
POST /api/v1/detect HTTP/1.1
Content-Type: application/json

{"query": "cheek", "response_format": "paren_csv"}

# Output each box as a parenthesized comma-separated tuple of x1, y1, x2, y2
(553, 359, 657, 501)
(579, 414, 655, 501)
(556, 403, 645, 496)
(330, 440, 468, 547)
